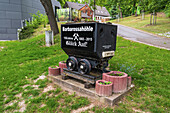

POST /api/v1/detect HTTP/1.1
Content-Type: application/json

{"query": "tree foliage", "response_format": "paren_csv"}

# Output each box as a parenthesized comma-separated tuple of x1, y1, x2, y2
(58, 0, 80, 8)
(93, 0, 169, 21)
(102, 0, 169, 18)
(58, 0, 169, 18)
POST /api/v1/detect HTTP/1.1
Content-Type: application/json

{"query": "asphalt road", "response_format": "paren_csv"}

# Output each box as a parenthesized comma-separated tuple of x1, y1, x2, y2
(115, 24, 170, 50)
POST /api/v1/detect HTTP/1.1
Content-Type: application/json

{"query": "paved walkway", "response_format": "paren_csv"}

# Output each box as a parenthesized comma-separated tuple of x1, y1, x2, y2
(114, 24, 170, 50)
(0, 40, 10, 41)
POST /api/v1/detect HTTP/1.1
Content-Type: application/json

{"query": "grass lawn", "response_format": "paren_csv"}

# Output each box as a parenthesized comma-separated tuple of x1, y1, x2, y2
(109, 12, 170, 38)
(0, 23, 169, 113)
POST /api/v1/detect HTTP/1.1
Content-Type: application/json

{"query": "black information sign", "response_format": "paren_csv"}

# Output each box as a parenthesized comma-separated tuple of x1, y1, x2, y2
(61, 23, 95, 52)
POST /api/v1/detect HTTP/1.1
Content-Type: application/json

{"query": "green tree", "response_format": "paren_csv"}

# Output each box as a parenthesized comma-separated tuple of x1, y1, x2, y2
(148, 0, 168, 12)
(58, 0, 66, 8)
(147, 0, 169, 24)
(59, 0, 169, 21)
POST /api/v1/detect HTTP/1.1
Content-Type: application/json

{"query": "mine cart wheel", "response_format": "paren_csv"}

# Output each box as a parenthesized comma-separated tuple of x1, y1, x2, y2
(84, 83, 91, 89)
(62, 75, 68, 80)
(66, 56, 78, 71)
(102, 61, 110, 73)
(78, 59, 91, 74)
(103, 62, 109, 68)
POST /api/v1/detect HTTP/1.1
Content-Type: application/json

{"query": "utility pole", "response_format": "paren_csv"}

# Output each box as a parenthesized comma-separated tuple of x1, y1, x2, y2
(94, 0, 95, 20)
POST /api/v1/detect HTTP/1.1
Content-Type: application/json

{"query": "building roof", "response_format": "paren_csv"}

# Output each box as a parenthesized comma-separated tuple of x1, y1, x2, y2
(65, 1, 86, 10)
(92, 6, 110, 17)
(65, 1, 110, 17)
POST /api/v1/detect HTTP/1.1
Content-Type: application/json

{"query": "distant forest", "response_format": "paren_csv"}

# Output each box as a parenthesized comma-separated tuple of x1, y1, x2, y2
(58, 0, 170, 18)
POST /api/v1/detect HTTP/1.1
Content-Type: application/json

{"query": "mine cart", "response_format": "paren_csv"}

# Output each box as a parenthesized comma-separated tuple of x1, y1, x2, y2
(61, 22, 117, 88)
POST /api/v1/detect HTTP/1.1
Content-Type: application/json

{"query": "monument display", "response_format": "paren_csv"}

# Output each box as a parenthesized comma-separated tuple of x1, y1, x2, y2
(48, 22, 133, 105)
(60, 22, 117, 88)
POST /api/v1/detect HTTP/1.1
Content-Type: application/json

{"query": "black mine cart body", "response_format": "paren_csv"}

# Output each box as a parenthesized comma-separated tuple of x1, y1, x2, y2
(61, 22, 117, 88)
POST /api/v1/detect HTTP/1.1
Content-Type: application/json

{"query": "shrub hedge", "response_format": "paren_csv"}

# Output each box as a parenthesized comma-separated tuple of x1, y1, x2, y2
(19, 11, 48, 40)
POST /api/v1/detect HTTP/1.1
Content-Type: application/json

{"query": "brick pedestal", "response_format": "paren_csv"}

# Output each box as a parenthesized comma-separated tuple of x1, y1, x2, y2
(59, 61, 67, 73)
(103, 71, 128, 93)
(48, 66, 60, 76)
(95, 80, 113, 97)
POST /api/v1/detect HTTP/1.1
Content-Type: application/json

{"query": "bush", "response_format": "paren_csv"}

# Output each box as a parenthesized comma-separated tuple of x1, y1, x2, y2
(32, 19, 39, 29)
(164, 4, 170, 18)
(19, 25, 34, 40)
(31, 11, 49, 26)
(19, 11, 49, 40)
(87, 19, 92, 21)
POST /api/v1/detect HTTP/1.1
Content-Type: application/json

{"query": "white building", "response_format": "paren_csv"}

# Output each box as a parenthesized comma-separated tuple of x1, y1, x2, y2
(92, 6, 111, 22)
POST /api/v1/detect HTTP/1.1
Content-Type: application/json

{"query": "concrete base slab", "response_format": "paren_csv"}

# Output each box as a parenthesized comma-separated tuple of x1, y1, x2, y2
(48, 75, 135, 106)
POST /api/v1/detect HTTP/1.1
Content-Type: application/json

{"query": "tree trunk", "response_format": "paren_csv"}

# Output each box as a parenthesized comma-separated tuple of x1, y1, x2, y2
(152, 11, 155, 25)
(40, 0, 59, 35)
(143, 10, 145, 20)
(135, 10, 137, 16)
(118, 13, 119, 22)
(141, 10, 145, 20)
(119, 6, 122, 19)
(132, 1, 136, 15)
(155, 13, 157, 25)
(150, 13, 152, 25)
(88, 0, 90, 4)
(135, 6, 138, 16)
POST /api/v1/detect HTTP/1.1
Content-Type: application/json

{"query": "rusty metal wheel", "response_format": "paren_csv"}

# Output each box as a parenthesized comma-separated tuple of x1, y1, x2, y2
(78, 59, 91, 74)
(66, 56, 78, 71)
